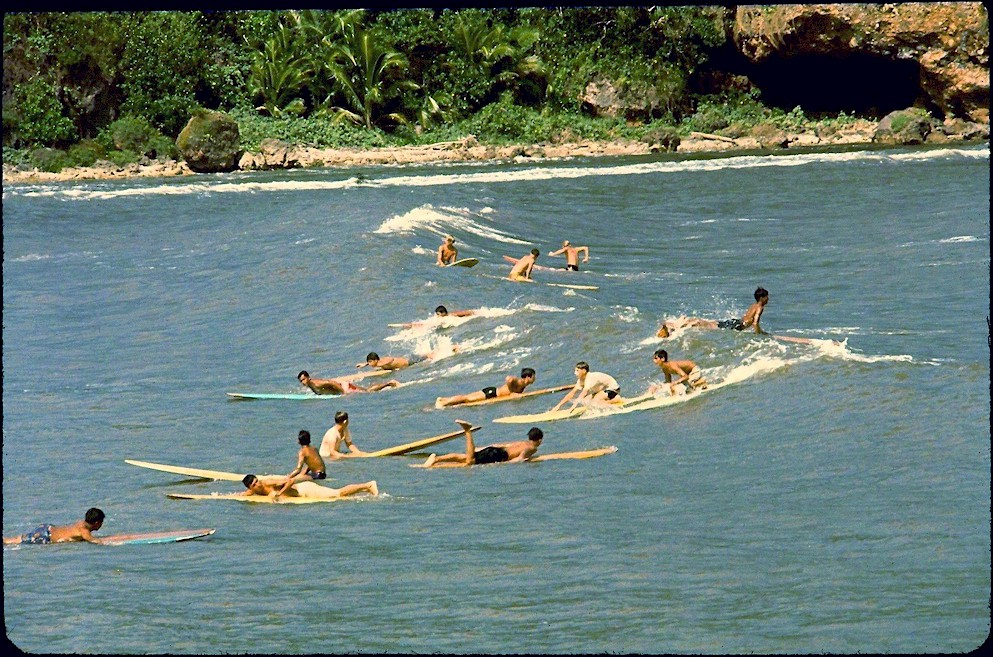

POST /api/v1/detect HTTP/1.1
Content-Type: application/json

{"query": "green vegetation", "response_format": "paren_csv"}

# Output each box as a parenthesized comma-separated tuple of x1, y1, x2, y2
(3, 8, 884, 173)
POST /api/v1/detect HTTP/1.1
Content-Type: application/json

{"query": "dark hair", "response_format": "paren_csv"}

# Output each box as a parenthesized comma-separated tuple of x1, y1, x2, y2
(521, 367, 536, 379)
(297, 370, 309, 379)
(435, 305, 448, 315)
(366, 352, 379, 362)
(654, 349, 668, 361)
(297, 430, 311, 445)
(527, 427, 544, 442)
(575, 361, 589, 372)
(242, 474, 258, 488)
(531, 248, 540, 256)
(334, 411, 348, 424)
(85, 508, 105, 525)
(754, 287, 769, 301)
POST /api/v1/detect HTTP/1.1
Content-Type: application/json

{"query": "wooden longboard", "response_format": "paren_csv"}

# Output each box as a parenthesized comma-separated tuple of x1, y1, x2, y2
(487, 272, 598, 291)
(98, 528, 215, 545)
(226, 392, 339, 400)
(492, 394, 655, 424)
(502, 255, 559, 272)
(447, 258, 479, 268)
(167, 493, 353, 504)
(125, 459, 251, 481)
(409, 446, 617, 467)
(360, 426, 481, 457)
(435, 384, 573, 409)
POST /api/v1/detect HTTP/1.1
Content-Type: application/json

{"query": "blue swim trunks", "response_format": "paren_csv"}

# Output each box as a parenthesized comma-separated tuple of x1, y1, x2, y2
(21, 524, 53, 544)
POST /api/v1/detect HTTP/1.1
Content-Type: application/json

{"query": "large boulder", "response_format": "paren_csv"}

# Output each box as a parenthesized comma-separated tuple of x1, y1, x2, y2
(872, 108, 933, 144)
(239, 138, 301, 171)
(580, 78, 669, 121)
(176, 110, 241, 173)
(732, 3, 989, 122)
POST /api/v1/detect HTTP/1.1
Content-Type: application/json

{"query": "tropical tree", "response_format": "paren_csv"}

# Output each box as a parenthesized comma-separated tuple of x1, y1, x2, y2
(246, 23, 312, 117)
(319, 28, 417, 130)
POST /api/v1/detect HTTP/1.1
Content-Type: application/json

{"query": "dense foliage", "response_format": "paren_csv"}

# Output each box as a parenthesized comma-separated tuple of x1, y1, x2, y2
(2, 8, 870, 170)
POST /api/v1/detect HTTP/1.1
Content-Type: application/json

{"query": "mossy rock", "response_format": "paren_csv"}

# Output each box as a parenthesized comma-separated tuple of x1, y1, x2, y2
(176, 110, 242, 173)
(873, 109, 933, 145)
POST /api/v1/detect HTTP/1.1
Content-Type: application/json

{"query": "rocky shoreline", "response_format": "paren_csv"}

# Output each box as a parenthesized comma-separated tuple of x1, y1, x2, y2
(2, 117, 987, 185)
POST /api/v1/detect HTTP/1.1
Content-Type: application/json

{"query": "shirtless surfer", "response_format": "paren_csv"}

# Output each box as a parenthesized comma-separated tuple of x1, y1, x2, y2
(656, 287, 770, 337)
(508, 248, 540, 281)
(419, 420, 543, 467)
(651, 349, 708, 395)
(275, 430, 328, 496)
(551, 361, 621, 412)
(319, 411, 366, 459)
(394, 305, 475, 329)
(356, 345, 458, 371)
(4, 508, 105, 545)
(548, 240, 590, 271)
(241, 474, 378, 499)
(436, 235, 458, 266)
(297, 370, 399, 395)
(435, 367, 537, 408)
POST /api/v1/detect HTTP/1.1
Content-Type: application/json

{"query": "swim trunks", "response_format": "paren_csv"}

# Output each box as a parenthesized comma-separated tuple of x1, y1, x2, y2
(305, 470, 327, 480)
(603, 389, 620, 400)
(474, 446, 510, 464)
(481, 386, 498, 399)
(21, 524, 53, 544)
(343, 382, 361, 393)
(717, 318, 745, 331)
(408, 354, 427, 366)
(566, 264, 579, 272)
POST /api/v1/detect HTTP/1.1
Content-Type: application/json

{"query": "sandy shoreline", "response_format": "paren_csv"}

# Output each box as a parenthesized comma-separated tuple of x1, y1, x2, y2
(1, 121, 983, 185)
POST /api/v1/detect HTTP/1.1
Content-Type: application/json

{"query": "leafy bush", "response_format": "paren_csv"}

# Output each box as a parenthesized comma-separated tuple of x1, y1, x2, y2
(106, 149, 140, 167)
(8, 76, 77, 147)
(28, 147, 70, 172)
(66, 139, 107, 167)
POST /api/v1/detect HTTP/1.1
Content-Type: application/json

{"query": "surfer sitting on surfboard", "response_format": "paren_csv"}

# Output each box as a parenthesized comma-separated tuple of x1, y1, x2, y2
(4, 508, 105, 545)
(242, 474, 378, 499)
(651, 349, 708, 396)
(436, 235, 458, 266)
(508, 248, 540, 281)
(548, 240, 590, 271)
(656, 287, 769, 337)
(551, 362, 621, 412)
(319, 411, 366, 459)
(420, 420, 543, 468)
(274, 430, 329, 497)
(297, 370, 399, 395)
(435, 367, 537, 408)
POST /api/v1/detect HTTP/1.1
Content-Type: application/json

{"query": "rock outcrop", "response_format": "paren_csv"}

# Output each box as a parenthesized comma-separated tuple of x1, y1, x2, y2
(176, 110, 241, 173)
(732, 3, 989, 122)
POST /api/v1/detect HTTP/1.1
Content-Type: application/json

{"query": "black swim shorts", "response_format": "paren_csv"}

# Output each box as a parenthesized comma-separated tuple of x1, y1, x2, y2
(474, 446, 510, 464)
(481, 386, 498, 399)
(717, 318, 745, 331)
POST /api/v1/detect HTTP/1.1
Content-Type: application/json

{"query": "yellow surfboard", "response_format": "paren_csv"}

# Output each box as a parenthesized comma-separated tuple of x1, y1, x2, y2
(360, 426, 480, 457)
(409, 446, 617, 467)
(167, 493, 343, 504)
(492, 394, 655, 424)
(435, 385, 573, 409)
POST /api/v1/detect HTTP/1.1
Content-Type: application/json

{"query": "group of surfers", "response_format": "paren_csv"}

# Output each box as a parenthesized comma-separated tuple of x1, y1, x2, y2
(437, 233, 591, 279)
(6, 236, 774, 544)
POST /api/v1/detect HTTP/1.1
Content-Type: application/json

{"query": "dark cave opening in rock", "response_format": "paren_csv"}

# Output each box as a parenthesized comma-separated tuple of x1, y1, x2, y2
(737, 53, 937, 120)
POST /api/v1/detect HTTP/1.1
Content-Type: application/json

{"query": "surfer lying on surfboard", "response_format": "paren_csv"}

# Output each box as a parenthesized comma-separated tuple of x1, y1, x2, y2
(356, 344, 460, 372)
(419, 420, 542, 468)
(393, 305, 476, 329)
(241, 474, 378, 500)
(656, 287, 769, 337)
(436, 367, 536, 408)
(297, 370, 399, 395)
(4, 507, 105, 545)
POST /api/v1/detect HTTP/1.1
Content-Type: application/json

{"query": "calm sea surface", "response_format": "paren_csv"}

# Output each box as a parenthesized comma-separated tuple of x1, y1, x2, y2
(3, 144, 989, 654)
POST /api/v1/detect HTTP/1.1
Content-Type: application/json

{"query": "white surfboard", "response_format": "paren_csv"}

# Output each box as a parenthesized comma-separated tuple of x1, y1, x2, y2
(447, 258, 479, 268)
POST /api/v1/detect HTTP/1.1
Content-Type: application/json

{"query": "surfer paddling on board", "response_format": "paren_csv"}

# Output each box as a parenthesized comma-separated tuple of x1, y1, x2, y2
(435, 367, 537, 408)
(274, 430, 328, 496)
(297, 370, 399, 395)
(548, 240, 590, 271)
(420, 420, 543, 467)
(394, 305, 475, 329)
(319, 411, 366, 459)
(241, 474, 378, 499)
(5, 508, 105, 545)
(650, 349, 708, 395)
(436, 235, 458, 266)
(656, 287, 770, 337)
(551, 361, 621, 412)
(508, 248, 540, 281)
(356, 344, 459, 372)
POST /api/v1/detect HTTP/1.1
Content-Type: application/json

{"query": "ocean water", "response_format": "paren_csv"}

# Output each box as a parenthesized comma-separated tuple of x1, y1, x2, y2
(2, 144, 989, 654)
